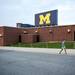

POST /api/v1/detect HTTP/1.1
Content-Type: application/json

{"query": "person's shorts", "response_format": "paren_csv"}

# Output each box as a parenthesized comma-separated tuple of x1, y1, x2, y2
(61, 46, 66, 49)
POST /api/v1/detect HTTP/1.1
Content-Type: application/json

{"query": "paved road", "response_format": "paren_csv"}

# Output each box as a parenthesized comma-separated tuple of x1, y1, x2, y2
(0, 50, 75, 75)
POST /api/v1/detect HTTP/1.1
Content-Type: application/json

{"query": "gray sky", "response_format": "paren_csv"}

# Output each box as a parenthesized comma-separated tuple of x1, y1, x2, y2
(0, 0, 75, 27)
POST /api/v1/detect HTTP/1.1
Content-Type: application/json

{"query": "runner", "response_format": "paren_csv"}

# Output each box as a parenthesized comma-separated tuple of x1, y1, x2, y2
(59, 40, 67, 54)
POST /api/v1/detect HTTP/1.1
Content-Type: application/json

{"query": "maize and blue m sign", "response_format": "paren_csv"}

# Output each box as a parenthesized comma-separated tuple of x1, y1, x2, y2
(35, 10, 58, 26)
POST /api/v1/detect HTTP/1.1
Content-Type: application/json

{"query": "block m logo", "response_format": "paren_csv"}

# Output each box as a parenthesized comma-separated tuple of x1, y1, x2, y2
(39, 13, 51, 25)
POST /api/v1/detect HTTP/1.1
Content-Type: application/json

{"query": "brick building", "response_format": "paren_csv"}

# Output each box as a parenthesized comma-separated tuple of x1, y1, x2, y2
(0, 25, 75, 46)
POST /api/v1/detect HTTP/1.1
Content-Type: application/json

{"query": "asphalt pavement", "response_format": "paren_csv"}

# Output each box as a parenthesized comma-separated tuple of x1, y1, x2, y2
(0, 47, 75, 75)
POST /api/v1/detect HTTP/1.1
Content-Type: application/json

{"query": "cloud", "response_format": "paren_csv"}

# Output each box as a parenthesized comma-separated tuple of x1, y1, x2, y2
(37, 0, 75, 25)
(0, 0, 75, 26)
(57, 4, 75, 25)
(39, 0, 55, 5)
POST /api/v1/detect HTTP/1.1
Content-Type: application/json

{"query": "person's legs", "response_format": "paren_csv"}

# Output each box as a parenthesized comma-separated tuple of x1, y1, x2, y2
(59, 48, 63, 54)
(64, 48, 67, 54)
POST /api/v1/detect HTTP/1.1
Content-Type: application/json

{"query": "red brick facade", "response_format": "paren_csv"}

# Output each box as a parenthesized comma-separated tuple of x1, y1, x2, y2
(0, 25, 75, 46)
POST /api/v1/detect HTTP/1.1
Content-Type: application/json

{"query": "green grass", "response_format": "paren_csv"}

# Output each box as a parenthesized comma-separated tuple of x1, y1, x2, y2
(10, 41, 75, 49)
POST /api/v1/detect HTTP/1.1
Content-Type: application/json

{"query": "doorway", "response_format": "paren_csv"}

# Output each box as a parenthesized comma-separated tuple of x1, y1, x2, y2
(36, 35, 40, 42)
(19, 35, 21, 42)
(74, 32, 75, 41)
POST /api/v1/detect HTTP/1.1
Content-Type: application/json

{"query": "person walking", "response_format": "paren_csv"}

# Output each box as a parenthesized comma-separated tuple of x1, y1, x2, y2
(59, 40, 67, 54)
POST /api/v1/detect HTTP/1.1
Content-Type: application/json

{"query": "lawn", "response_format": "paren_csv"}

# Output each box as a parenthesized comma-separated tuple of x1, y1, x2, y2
(10, 41, 75, 49)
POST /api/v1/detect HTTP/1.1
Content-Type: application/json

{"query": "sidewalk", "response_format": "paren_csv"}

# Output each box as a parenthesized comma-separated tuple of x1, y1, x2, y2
(0, 46, 75, 55)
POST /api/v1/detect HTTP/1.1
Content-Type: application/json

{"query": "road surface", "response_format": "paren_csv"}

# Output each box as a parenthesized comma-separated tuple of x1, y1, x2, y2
(0, 49, 75, 75)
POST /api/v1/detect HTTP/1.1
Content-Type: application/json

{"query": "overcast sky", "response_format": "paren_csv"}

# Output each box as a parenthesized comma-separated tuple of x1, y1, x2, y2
(0, 0, 75, 27)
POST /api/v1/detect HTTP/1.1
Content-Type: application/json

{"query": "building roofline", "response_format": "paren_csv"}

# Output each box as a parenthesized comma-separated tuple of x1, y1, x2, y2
(19, 24, 75, 29)
(0, 24, 75, 29)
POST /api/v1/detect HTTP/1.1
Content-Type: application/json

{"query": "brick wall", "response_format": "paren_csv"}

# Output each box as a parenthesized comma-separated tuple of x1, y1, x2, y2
(0, 25, 75, 46)
(0, 27, 4, 46)
(21, 34, 39, 43)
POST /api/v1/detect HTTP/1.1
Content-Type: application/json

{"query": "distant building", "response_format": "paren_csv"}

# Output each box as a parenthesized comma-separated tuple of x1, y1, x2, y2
(0, 25, 75, 46)
(0, 10, 75, 46)
(16, 23, 35, 28)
